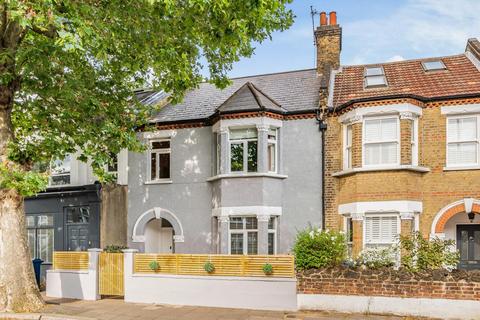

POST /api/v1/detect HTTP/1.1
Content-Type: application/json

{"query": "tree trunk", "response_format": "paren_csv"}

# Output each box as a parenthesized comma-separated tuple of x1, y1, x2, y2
(0, 94, 44, 312)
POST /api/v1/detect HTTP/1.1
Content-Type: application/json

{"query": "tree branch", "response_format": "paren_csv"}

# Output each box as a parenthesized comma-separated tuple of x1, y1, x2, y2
(28, 25, 57, 39)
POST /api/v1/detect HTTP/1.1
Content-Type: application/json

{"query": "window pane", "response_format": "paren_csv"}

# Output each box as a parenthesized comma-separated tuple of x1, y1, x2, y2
(423, 60, 446, 71)
(268, 129, 277, 140)
(364, 119, 382, 142)
(159, 153, 170, 179)
(27, 229, 35, 259)
(448, 142, 477, 165)
(66, 207, 90, 224)
(460, 230, 469, 260)
(150, 153, 157, 180)
(381, 142, 397, 164)
(268, 143, 276, 172)
(230, 128, 257, 140)
(230, 233, 244, 255)
(245, 217, 257, 230)
(247, 232, 258, 255)
(50, 174, 70, 186)
(38, 229, 54, 263)
(247, 141, 257, 172)
(364, 144, 381, 165)
(51, 155, 71, 174)
(268, 233, 275, 255)
(38, 215, 54, 227)
(365, 67, 384, 76)
(230, 143, 244, 172)
(381, 118, 397, 140)
(230, 217, 243, 230)
(365, 216, 398, 244)
(365, 75, 387, 87)
(268, 217, 276, 230)
(448, 117, 477, 142)
(108, 154, 118, 173)
(151, 141, 170, 149)
(346, 125, 352, 146)
(26, 215, 35, 228)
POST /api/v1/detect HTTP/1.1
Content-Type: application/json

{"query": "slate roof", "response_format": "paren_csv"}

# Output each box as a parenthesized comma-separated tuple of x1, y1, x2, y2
(332, 54, 480, 109)
(141, 69, 320, 124)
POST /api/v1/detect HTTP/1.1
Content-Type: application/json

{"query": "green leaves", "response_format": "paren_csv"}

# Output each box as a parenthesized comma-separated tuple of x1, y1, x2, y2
(0, 163, 48, 196)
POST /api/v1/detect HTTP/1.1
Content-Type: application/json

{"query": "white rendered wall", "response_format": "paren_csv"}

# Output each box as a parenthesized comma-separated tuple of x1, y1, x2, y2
(298, 294, 480, 320)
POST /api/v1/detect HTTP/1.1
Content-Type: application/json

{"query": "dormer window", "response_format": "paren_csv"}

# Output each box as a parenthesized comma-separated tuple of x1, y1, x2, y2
(422, 60, 446, 72)
(364, 66, 387, 88)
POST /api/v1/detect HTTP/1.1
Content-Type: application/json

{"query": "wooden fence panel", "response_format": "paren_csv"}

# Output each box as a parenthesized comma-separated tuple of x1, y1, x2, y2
(133, 254, 295, 278)
(53, 251, 89, 270)
(99, 253, 124, 296)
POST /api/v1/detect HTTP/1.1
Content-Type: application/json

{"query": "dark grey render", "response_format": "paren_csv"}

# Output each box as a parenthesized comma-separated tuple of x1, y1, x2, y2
(128, 69, 324, 255)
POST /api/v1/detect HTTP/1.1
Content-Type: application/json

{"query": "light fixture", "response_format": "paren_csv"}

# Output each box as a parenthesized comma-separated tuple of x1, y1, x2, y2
(468, 212, 475, 223)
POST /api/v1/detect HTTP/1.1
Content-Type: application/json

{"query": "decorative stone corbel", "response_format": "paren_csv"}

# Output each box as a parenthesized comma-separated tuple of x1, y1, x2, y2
(399, 112, 415, 120)
(464, 198, 474, 214)
(257, 214, 270, 222)
(400, 212, 415, 220)
(350, 212, 364, 221)
(256, 124, 270, 132)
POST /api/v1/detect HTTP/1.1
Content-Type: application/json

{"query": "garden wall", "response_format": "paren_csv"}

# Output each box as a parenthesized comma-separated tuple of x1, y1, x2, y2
(297, 267, 480, 319)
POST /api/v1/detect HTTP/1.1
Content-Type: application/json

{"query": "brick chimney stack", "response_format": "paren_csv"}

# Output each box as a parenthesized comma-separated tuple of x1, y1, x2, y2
(314, 11, 342, 76)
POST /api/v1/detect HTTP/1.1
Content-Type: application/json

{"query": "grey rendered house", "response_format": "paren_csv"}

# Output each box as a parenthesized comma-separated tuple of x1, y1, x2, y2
(128, 70, 324, 255)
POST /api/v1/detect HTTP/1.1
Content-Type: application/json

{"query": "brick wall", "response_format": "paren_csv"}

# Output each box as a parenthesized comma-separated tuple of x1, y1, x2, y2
(324, 98, 480, 237)
(297, 267, 480, 301)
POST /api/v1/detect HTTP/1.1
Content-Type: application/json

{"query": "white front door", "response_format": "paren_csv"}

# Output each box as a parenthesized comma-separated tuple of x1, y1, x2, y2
(160, 227, 173, 253)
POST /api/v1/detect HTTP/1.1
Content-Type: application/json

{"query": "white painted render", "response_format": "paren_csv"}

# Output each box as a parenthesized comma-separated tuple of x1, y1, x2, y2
(297, 294, 480, 320)
(338, 200, 423, 216)
(338, 103, 422, 124)
(441, 103, 480, 115)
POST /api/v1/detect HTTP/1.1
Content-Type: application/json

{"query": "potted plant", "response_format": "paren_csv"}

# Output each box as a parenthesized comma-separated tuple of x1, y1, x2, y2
(263, 263, 273, 275)
(204, 261, 215, 274)
(149, 260, 160, 272)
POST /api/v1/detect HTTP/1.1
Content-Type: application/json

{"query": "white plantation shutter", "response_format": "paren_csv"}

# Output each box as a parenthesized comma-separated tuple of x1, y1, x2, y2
(447, 116, 479, 166)
(364, 117, 398, 165)
(365, 215, 398, 245)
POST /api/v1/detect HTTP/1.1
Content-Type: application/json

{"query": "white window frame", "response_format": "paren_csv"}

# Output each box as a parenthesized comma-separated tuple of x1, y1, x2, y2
(228, 216, 258, 255)
(49, 155, 72, 186)
(362, 115, 401, 168)
(446, 114, 480, 168)
(364, 66, 388, 88)
(229, 128, 258, 173)
(343, 124, 353, 169)
(411, 118, 419, 166)
(363, 213, 400, 248)
(268, 216, 277, 255)
(267, 128, 278, 173)
(148, 138, 171, 181)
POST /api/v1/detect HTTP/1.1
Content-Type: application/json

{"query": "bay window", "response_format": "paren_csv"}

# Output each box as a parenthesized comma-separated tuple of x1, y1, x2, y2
(363, 117, 399, 166)
(447, 115, 479, 167)
(229, 216, 258, 254)
(150, 139, 171, 180)
(27, 215, 54, 263)
(230, 128, 258, 173)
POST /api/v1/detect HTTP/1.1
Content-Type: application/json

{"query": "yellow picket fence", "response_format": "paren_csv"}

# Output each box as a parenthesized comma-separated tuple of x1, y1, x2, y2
(134, 254, 295, 278)
(99, 252, 124, 296)
(53, 251, 89, 270)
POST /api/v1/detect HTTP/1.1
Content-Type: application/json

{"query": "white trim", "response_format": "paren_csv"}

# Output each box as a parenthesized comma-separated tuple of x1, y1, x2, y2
(411, 117, 419, 165)
(430, 198, 480, 236)
(207, 172, 287, 181)
(338, 103, 422, 124)
(212, 206, 282, 217)
(441, 103, 480, 115)
(332, 165, 430, 177)
(132, 207, 184, 243)
(212, 117, 283, 133)
(443, 165, 480, 171)
(327, 68, 341, 108)
(338, 200, 422, 216)
(445, 114, 480, 168)
(466, 51, 480, 71)
(143, 130, 176, 139)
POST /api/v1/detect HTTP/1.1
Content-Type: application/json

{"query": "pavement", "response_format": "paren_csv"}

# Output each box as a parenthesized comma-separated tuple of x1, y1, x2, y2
(0, 295, 433, 320)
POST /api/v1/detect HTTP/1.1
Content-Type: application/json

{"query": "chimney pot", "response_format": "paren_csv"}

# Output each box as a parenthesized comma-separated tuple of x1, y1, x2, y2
(329, 12, 337, 25)
(320, 12, 327, 26)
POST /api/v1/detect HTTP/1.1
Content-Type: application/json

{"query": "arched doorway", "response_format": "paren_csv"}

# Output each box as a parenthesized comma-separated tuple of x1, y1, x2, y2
(431, 199, 480, 269)
(145, 218, 174, 253)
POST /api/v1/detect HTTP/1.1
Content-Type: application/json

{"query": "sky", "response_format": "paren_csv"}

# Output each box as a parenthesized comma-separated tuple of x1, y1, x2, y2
(223, 0, 480, 78)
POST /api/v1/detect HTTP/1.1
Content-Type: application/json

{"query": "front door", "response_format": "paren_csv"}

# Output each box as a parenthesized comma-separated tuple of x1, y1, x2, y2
(67, 225, 89, 251)
(457, 224, 480, 269)
(160, 227, 173, 253)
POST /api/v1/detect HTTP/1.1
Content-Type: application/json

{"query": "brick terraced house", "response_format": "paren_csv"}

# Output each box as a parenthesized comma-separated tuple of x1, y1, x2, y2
(317, 13, 480, 268)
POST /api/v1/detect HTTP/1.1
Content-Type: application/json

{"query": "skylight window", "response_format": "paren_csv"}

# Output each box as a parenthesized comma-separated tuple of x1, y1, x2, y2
(364, 66, 387, 88)
(422, 60, 446, 71)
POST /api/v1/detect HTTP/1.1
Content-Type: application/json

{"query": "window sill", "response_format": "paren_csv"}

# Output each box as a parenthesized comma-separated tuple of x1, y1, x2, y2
(332, 165, 430, 177)
(144, 180, 173, 185)
(206, 172, 288, 182)
(443, 165, 480, 172)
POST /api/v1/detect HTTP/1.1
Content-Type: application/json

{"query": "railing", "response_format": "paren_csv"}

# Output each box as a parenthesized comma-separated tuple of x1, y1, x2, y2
(134, 254, 295, 278)
(52, 251, 89, 270)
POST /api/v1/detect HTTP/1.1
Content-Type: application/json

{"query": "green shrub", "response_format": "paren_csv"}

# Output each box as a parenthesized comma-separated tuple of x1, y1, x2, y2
(293, 228, 347, 270)
(204, 261, 215, 273)
(400, 232, 459, 272)
(262, 263, 273, 275)
(356, 246, 397, 269)
(104, 245, 128, 253)
(149, 261, 160, 271)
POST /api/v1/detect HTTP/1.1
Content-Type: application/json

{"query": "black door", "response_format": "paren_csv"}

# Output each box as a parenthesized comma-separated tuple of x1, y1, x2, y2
(64, 206, 96, 251)
(457, 224, 480, 269)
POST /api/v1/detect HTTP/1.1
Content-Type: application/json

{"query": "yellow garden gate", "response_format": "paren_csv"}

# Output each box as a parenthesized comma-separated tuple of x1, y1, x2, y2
(99, 252, 124, 296)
